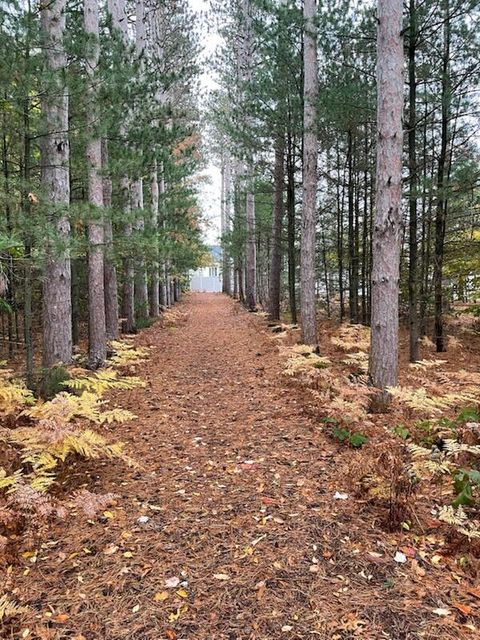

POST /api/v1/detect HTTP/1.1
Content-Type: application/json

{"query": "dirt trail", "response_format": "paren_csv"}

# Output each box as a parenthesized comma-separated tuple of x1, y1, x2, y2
(4, 294, 463, 640)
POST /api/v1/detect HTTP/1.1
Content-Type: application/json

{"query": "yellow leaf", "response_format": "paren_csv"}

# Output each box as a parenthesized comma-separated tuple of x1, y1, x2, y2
(103, 511, 114, 519)
(176, 588, 188, 599)
(168, 605, 188, 622)
(123, 551, 134, 558)
(132, 604, 140, 613)
(154, 591, 169, 602)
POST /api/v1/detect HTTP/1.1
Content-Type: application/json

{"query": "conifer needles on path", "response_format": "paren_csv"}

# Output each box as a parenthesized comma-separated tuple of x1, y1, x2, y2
(3, 295, 476, 640)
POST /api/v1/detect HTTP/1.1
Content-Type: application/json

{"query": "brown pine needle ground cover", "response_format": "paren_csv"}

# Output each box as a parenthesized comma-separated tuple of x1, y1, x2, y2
(2, 294, 480, 640)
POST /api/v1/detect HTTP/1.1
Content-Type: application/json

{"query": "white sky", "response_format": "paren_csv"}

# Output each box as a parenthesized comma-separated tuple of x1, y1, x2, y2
(189, 0, 222, 246)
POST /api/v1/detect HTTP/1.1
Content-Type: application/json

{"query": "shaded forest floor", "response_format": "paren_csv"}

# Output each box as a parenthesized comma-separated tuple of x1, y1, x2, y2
(2, 294, 480, 640)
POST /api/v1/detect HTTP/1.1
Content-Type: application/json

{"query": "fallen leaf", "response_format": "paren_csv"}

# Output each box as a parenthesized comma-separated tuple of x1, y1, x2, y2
(176, 588, 188, 599)
(165, 576, 180, 588)
(132, 604, 140, 613)
(432, 608, 451, 617)
(453, 602, 472, 616)
(466, 586, 480, 600)
(154, 591, 169, 602)
(213, 573, 230, 580)
(53, 614, 69, 624)
(103, 544, 118, 555)
(394, 551, 407, 564)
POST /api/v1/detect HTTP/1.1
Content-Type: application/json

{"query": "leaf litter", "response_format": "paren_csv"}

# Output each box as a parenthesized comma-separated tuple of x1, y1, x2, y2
(2, 294, 480, 639)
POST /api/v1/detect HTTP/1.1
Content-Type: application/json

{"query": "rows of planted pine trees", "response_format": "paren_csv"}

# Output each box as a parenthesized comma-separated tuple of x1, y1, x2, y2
(211, 0, 479, 399)
(0, 0, 205, 385)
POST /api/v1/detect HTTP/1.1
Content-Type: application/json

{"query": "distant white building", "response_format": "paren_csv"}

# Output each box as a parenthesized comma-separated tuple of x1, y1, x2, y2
(189, 245, 222, 293)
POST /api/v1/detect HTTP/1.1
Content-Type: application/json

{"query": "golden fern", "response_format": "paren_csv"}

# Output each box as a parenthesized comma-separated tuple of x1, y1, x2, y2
(64, 369, 145, 395)
(0, 376, 35, 416)
(22, 391, 104, 424)
(108, 340, 150, 367)
(342, 351, 369, 372)
(389, 386, 480, 415)
(99, 408, 137, 424)
(331, 324, 370, 352)
(409, 359, 447, 370)
(0, 594, 29, 620)
(0, 468, 22, 490)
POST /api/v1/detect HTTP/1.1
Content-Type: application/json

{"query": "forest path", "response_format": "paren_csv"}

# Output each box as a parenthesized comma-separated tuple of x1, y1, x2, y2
(8, 294, 454, 640)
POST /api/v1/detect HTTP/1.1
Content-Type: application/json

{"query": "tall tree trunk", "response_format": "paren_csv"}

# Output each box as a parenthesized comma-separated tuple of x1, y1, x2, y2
(108, 0, 134, 333)
(408, 0, 419, 362)
(268, 134, 285, 320)
(336, 141, 345, 322)
(242, 0, 256, 311)
(132, 179, 149, 320)
(361, 127, 369, 324)
(433, 0, 450, 353)
(40, 0, 72, 368)
(149, 158, 160, 316)
(121, 177, 135, 333)
(159, 165, 168, 308)
(22, 3, 34, 387)
(102, 139, 119, 340)
(347, 129, 358, 323)
(369, 0, 404, 394)
(85, 0, 106, 369)
(286, 132, 297, 323)
(223, 156, 232, 295)
(300, 0, 318, 346)
(133, 0, 148, 323)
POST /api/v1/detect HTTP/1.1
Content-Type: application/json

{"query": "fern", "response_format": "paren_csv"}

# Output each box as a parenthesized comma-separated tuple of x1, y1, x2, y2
(438, 504, 468, 526)
(409, 359, 447, 370)
(63, 369, 145, 395)
(108, 340, 150, 367)
(99, 408, 137, 424)
(389, 386, 480, 415)
(0, 594, 29, 620)
(0, 373, 35, 416)
(342, 351, 369, 372)
(331, 324, 370, 352)
(0, 468, 22, 490)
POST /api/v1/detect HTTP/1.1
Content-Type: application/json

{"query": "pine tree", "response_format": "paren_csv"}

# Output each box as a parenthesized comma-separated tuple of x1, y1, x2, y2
(40, 0, 72, 368)
(300, 0, 319, 347)
(369, 0, 404, 394)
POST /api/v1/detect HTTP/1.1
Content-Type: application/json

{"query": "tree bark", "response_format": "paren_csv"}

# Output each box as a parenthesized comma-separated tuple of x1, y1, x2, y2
(347, 129, 358, 323)
(300, 0, 318, 346)
(286, 132, 297, 324)
(268, 134, 285, 321)
(242, 0, 256, 312)
(433, 0, 450, 353)
(102, 139, 119, 340)
(408, 0, 419, 362)
(85, 0, 107, 368)
(150, 158, 160, 316)
(369, 0, 404, 393)
(40, 0, 72, 368)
